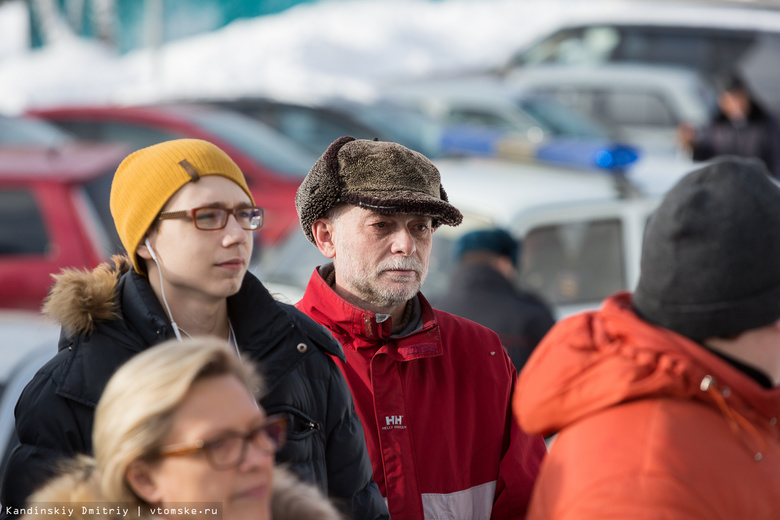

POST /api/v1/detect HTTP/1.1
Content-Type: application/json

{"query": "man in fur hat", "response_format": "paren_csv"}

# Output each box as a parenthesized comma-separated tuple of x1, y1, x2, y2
(294, 136, 547, 520)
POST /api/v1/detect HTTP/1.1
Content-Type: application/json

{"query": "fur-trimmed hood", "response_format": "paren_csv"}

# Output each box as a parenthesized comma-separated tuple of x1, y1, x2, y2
(42, 255, 131, 338)
(20, 457, 343, 520)
(19, 457, 144, 520)
(271, 465, 344, 520)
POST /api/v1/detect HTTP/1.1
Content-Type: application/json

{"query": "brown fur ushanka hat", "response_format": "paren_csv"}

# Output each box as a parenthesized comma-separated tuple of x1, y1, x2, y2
(296, 136, 463, 244)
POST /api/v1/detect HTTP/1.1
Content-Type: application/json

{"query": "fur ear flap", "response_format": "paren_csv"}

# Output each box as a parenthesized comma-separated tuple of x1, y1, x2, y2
(42, 256, 129, 337)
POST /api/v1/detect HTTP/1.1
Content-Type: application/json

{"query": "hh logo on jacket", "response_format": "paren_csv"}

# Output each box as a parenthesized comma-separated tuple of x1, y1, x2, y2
(382, 415, 406, 430)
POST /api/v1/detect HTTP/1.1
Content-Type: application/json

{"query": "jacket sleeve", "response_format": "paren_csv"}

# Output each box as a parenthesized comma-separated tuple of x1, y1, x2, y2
(690, 125, 717, 162)
(323, 356, 390, 520)
(491, 369, 548, 520)
(1, 363, 92, 517)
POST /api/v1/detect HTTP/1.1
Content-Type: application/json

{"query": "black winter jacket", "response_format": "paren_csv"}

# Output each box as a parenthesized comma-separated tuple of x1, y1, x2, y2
(434, 263, 555, 372)
(1, 257, 387, 520)
(692, 102, 780, 180)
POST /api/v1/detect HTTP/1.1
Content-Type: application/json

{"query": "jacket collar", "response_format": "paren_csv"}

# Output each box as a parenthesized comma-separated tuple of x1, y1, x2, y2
(123, 268, 175, 345)
(298, 265, 441, 354)
(229, 271, 343, 360)
(122, 266, 316, 356)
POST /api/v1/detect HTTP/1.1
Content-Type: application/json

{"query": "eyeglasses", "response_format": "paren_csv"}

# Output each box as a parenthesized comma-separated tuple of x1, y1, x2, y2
(156, 414, 288, 470)
(158, 206, 264, 231)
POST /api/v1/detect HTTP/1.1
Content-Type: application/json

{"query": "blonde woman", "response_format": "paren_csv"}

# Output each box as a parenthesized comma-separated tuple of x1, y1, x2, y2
(21, 337, 342, 520)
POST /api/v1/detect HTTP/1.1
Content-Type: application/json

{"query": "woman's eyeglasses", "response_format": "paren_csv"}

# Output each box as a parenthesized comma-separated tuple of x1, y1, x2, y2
(156, 414, 288, 470)
(158, 206, 264, 231)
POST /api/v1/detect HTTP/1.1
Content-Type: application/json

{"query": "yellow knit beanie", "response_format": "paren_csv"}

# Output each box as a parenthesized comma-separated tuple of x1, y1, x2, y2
(110, 139, 254, 275)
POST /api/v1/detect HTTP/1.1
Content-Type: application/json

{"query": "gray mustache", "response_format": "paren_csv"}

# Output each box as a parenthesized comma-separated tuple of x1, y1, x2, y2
(378, 258, 423, 273)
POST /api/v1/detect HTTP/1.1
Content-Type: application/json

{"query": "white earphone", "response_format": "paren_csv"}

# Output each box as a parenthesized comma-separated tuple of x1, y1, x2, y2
(145, 237, 158, 261)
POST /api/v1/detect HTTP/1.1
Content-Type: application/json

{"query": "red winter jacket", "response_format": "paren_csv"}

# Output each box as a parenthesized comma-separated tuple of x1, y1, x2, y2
(514, 292, 780, 520)
(298, 267, 546, 520)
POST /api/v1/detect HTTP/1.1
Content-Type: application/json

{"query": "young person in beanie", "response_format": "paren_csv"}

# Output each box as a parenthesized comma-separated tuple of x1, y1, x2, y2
(435, 228, 555, 373)
(1, 139, 389, 520)
(513, 156, 780, 519)
(294, 136, 547, 519)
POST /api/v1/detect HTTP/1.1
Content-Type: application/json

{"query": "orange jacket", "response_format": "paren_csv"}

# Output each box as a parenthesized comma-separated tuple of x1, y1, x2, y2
(514, 292, 780, 520)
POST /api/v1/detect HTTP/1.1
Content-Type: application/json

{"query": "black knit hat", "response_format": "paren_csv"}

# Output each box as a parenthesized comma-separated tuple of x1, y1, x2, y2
(295, 136, 463, 244)
(454, 228, 520, 267)
(633, 156, 780, 341)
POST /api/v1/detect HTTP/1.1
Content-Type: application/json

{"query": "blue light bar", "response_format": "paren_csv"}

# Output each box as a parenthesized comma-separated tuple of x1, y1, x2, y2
(535, 139, 640, 172)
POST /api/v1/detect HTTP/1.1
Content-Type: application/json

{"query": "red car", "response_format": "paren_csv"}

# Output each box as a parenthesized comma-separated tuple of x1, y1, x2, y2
(0, 143, 130, 310)
(28, 104, 319, 246)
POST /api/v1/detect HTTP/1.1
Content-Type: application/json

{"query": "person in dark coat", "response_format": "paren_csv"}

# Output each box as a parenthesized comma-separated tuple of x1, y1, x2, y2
(679, 72, 780, 179)
(435, 228, 555, 372)
(0, 139, 388, 520)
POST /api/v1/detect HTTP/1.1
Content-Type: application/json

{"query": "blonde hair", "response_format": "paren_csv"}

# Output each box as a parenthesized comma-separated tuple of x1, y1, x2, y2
(93, 337, 262, 503)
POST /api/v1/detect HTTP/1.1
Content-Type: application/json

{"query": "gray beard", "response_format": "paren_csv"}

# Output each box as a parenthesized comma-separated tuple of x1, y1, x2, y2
(339, 256, 427, 309)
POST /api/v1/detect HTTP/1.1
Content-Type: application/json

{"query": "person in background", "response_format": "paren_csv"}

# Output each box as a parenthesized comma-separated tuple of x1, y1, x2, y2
(679, 71, 780, 179)
(2, 139, 388, 520)
(294, 136, 547, 519)
(514, 156, 780, 519)
(19, 338, 344, 520)
(435, 228, 555, 372)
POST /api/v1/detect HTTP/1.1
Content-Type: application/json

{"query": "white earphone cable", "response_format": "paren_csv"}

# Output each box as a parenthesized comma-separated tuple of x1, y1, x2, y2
(145, 238, 183, 342)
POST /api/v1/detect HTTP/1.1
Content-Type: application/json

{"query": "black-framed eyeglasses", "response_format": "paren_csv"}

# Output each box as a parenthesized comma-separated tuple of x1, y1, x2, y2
(156, 414, 288, 470)
(158, 206, 264, 231)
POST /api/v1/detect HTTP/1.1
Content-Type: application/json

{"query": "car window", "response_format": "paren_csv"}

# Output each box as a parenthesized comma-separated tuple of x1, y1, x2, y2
(516, 26, 620, 66)
(186, 110, 317, 177)
(532, 87, 600, 121)
(53, 121, 183, 150)
(616, 29, 710, 67)
(520, 218, 625, 306)
(601, 90, 676, 127)
(270, 106, 377, 153)
(0, 116, 75, 147)
(348, 102, 445, 159)
(0, 189, 49, 255)
(81, 170, 124, 256)
(447, 107, 531, 133)
(526, 87, 676, 129)
(612, 26, 754, 77)
(518, 97, 612, 139)
(516, 25, 755, 75)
